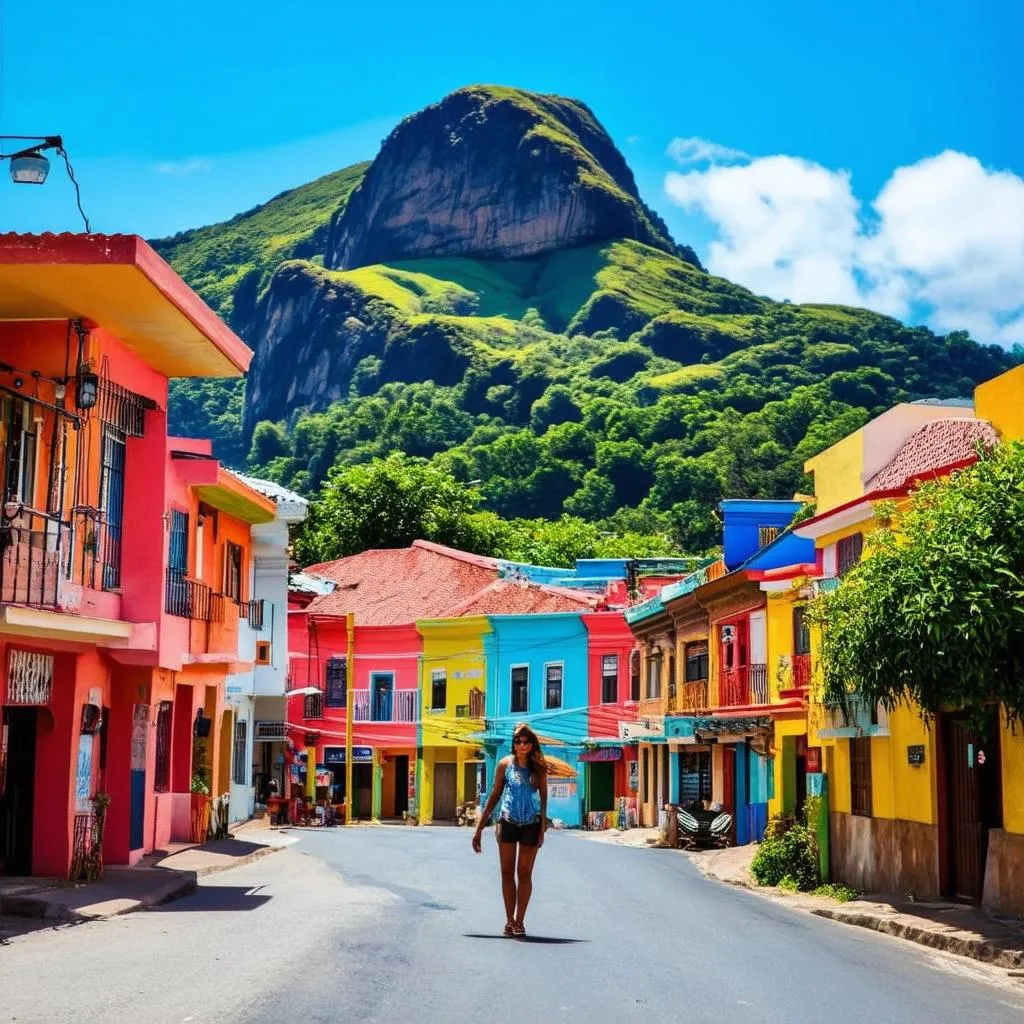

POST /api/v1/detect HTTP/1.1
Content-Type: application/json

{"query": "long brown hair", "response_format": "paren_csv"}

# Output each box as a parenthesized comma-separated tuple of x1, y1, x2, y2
(511, 723, 546, 787)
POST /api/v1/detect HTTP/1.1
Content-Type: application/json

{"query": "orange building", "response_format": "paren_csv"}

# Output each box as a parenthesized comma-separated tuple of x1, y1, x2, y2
(0, 233, 268, 877)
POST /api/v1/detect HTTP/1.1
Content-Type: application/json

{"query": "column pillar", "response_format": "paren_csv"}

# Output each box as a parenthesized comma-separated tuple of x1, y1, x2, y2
(371, 748, 382, 821)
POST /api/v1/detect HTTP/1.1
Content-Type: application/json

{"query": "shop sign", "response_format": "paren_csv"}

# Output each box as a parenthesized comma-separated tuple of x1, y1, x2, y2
(579, 747, 623, 763)
(323, 746, 373, 764)
(618, 719, 664, 740)
(907, 744, 925, 766)
(805, 746, 822, 773)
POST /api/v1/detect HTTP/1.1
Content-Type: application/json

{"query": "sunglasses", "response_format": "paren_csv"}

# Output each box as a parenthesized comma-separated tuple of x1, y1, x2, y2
(513, 737, 532, 745)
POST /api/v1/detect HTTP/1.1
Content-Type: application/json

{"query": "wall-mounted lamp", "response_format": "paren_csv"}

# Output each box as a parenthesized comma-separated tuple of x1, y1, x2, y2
(76, 368, 99, 410)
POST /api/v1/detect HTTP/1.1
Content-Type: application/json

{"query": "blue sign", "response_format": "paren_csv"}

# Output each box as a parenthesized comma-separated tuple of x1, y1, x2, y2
(323, 746, 373, 764)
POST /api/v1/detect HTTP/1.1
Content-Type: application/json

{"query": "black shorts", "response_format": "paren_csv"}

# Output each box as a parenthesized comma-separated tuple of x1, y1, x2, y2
(497, 819, 540, 846)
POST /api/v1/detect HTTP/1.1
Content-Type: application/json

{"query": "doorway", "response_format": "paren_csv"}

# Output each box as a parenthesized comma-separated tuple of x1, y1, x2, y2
(941, 712, 1002, 902)
(434, 762, 457, 820)
(0, 707, 38, 875)
(393, 755, 409, 817)
(588, 761, 615, 812)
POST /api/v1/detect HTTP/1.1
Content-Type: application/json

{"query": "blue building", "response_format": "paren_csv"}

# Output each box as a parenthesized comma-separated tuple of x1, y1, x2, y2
(481, 613, 590, 827)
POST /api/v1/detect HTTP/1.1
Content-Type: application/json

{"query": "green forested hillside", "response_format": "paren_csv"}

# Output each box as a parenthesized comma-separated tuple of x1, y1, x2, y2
(158, 88, 1018, 557)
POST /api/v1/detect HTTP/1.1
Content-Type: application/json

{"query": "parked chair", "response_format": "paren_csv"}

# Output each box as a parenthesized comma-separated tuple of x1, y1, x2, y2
(676, 808, 733, 849)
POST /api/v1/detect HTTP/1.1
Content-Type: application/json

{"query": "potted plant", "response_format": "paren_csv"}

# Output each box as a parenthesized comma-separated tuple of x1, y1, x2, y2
(190, 771, 212, 843)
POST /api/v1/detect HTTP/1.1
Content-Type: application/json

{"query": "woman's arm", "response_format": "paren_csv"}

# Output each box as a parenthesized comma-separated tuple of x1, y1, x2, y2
(472, 758, 507, 853)
(537, 772, 548, 847)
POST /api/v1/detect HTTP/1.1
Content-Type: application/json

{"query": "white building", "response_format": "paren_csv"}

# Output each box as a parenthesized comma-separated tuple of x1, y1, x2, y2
(224, 473, 308, 824)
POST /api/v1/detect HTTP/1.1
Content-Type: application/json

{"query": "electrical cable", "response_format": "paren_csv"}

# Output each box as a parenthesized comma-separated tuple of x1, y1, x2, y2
(57, 145, 90, 232)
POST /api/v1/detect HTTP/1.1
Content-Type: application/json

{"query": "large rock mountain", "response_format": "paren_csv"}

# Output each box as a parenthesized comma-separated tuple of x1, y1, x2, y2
(326, 86, 691, 269)
(159, 85, 1017, 528)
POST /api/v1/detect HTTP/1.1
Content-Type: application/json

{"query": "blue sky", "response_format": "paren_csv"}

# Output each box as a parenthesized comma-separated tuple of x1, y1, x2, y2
(2, 0, 1022, 342)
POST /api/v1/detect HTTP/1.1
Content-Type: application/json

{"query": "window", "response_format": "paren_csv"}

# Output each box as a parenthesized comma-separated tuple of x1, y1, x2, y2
(758, 526, 780, 549)
(545, 664, 563, 710)
(224, 541, 243, 601)
(255, 641, 272, 666)
(793, 606, 811, 656)
(153, 701, 173, 793)
(304, 691, 323, 719)
(601, 655, 618, 704)
(232, 718, 247, 785)
(510, 666, 529, 713)
(837, 533, 864, 576)
(99, 428, 126, 590)
(431, 669, 447, 711)
(685, 641, 709, 682)
(4, 399, 37, 505)
(324, 657, 347, 707)
(646, 651, 662, 699)
(629, 650, 640, 702)
(850, 736, 873, 817)
(370, 673, 393, 721)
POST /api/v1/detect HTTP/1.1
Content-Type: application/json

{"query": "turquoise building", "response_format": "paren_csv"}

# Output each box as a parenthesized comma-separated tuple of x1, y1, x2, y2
(481, 613, 590, 827)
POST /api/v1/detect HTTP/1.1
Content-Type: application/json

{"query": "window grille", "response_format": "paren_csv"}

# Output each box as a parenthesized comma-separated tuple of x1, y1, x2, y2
(232, 718, 248, 785)
(601, 654, 618, 704)
(431, 669, 447, 711)
(850, 736, 873, 817)
(154, 701, 173, 793)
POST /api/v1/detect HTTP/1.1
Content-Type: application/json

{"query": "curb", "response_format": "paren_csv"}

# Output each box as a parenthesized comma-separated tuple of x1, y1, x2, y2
(811, 907, 1024, 971)
(0, 842, 283, 923)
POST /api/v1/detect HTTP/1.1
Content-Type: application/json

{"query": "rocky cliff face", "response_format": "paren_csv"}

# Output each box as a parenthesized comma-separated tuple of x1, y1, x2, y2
(325, 86, 688, 269)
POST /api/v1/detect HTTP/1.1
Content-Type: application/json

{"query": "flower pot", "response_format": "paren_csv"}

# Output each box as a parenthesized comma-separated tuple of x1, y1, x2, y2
(190, 793, 212, 843)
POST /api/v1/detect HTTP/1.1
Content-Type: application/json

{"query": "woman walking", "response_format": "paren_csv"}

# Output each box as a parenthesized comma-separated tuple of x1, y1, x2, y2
(472, 723, 548, 937)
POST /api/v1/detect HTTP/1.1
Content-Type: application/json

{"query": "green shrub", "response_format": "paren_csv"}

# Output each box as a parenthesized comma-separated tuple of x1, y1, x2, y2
(751, 815, 820, 891)
(812, 883, 859, 902)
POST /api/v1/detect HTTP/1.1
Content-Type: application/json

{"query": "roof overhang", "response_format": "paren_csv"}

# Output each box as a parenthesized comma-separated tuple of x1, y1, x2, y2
(793, 487, 907, 540)
(174, 455, 276, 523)
(0, 233, 251, 377)
(0, 604, 133, 643)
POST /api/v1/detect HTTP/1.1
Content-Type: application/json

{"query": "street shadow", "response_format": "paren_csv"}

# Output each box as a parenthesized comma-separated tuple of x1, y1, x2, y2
(155, 885, 272, 913)
(462, 933, 586, 944)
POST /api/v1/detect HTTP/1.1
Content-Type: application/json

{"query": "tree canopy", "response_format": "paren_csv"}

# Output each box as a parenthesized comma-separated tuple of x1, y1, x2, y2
(811, 442, 1024, 724)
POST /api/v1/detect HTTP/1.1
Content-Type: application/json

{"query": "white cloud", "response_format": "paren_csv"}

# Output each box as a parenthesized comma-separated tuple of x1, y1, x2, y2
(152, 157, 211, 176)
(664, 146, 1024, 346)
(666, 137, 749, 167)
(626, 134, 641, 146)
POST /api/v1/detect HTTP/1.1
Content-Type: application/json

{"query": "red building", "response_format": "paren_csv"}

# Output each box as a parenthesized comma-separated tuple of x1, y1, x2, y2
(0, 234, 268, 877)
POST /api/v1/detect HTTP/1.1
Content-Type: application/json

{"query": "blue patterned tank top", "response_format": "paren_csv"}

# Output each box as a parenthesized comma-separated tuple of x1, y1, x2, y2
(498, 761, 540, 824)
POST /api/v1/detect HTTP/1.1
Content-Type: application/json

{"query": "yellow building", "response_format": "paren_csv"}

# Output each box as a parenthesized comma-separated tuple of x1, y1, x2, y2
(415, 617, 489, 824)
(796, 385, 1024, 909)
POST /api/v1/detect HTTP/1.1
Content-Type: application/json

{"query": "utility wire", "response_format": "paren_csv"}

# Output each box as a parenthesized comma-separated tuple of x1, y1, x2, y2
(57, 144, 90, 232)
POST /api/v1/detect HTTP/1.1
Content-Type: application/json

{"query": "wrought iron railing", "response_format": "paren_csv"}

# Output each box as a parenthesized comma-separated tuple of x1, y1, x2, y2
(469, 688, 485, 719)
(352, 688, 419, 723)
(255, 720, 288, 741)
(303, 692, 324, 719)
(680, 678, 709, 713)
(164, 569, 221, 622)
(0, 506, 68, 608)
(245, 598, 265, 630)
(718, 664, 769, 707)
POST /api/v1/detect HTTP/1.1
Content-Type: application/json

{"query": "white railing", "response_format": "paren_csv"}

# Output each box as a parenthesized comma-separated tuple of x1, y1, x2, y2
(351, 688, 419, 723)
(255, 720, 287, 741)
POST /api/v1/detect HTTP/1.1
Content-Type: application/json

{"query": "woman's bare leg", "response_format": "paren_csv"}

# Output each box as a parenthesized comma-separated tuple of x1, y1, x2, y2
(498, 838, 517, 928)
(515, 844, 539, 928)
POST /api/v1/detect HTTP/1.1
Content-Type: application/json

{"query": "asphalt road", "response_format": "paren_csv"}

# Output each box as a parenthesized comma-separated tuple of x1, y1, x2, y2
(2, 827, 1023, 1023)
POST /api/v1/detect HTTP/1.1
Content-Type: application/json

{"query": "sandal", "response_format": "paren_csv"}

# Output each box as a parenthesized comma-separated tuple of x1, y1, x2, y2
(503, 922, 516, 937)
(512, 921, 526, 937)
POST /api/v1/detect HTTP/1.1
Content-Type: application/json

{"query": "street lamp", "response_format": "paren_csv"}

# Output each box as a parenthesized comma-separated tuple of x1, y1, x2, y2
(0, 135, 91, 231)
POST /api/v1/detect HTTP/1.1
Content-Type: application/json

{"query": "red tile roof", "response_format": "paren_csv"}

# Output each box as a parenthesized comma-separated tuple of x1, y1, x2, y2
(867, 418, 999, 490)
(304, 541, 500, 625)
(448, 581, 600, 616)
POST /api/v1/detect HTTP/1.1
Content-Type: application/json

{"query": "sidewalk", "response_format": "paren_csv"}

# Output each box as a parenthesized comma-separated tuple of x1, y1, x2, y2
(687, 845, 1024, 972)
(0, 820, 292, 928)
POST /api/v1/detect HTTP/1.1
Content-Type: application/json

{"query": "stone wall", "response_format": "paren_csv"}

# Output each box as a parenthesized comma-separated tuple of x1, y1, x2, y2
(829, 812, 940, 897)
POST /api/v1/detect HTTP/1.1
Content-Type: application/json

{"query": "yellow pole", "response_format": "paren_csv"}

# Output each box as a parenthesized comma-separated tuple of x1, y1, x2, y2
(345, 613, 355, 826)
(305, 742, 316, 802)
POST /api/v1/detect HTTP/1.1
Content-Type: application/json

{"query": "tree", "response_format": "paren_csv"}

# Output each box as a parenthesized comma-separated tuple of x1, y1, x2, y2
(295, 453, 481, 564)
(811, 442, 1024, 723)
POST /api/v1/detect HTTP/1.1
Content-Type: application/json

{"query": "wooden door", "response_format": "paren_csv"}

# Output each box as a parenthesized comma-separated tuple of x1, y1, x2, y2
(722, 745, 736, 817)
(433, 762, 457, 820)
(943, 713, 1002, 902)
(0, 707, 37, 875)
(393, 755, 409, 817)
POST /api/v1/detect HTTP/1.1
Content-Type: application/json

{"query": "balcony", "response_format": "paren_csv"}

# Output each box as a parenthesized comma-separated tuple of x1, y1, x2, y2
(352, 688, 419, 723)
(717, 664, 769, 708)
(0, 508, 68, 608)
(164, 569, 225, 622)
(303, 692, 323, 719)
(455, 689, 486, 719)
(679, 678, 710, 713)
